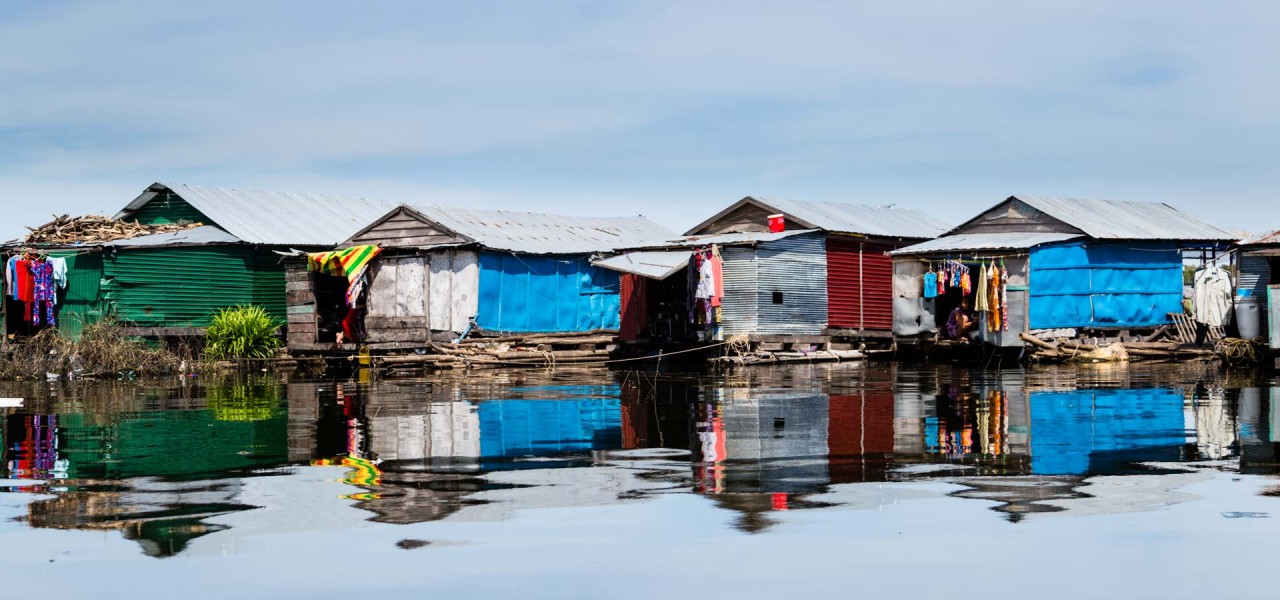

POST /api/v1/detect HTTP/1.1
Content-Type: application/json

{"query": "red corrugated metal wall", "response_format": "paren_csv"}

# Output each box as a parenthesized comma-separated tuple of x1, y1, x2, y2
(619, 274, 647, 342)
(826, 237, 894, 331)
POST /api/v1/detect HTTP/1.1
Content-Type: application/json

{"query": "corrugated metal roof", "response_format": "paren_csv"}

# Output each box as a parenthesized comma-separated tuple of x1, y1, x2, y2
(107, 226, 241, 248)
(406, 205, 675, 254)
(625, 229, 821, 250)
(1241, 229, 1280, 246)
(116, 183, 399, 246)
(592, 250, 692, 280)
(1002, 195, 1236, 241)
(889, 232, 1084, 255)
(757, 197, 951, 239)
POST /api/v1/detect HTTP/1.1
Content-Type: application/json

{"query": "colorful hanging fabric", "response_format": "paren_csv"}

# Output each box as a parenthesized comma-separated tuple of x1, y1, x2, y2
(29, 261, 56, 327)
(1000, 265, 1009, 331)
(923, 270, 938, 299)
(974, 263, 989, 311)
(307, 245, 383, 307)
(959, 265, 971, 296)
(987, 264, 1001, 332)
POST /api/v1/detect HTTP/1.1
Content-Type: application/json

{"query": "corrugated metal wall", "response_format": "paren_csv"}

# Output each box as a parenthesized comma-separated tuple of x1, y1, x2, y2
(720, 246, 759, 335)
(103, 246, 286, 327)
(132, 191, 210, 225)
(754, 233, 829, 335)
(827, 237, 893, 331)
(1239, 253, 1270, 298)
(475, 252, 621, 333)
(49, 251, 107, 339)
(618, 273, 647, 342)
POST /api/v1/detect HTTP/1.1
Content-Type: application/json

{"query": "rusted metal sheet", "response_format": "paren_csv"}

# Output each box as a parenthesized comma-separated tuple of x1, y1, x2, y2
(619, 273, 648, 342)
(826, 237, 894, 331)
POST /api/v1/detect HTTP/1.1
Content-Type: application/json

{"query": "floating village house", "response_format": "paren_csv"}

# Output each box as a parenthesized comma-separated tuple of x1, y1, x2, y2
(888, 195, 1236, 348)
(592, 196, 950, 349)
(3, 182, 395, 339)
(1235, 230, 1280, 352)
(284, 204, 673, 351)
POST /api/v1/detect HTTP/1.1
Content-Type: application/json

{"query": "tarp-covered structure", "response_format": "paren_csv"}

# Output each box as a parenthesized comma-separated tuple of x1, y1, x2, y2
(890, 195, 1236, 346)
(3, 182, 396, 339)
(286, 203, 674, 349)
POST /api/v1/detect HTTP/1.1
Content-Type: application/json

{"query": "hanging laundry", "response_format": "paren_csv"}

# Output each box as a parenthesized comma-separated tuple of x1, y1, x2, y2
(14, 258, 35, 322)
(974, 262, 989, 312)
(307, 245, 383, 308)
(29, 260, 56, 327)
(1000, 265, 1009, 331)
(959, 266, 971, 296)
(50, 257, 68, 290)
(5, 256, 17, 300)
(709, 246, 724, 308)
(922, 270, 938, 299)
(987, 263, 1001, 332)
(1192, 265, 1233, 327)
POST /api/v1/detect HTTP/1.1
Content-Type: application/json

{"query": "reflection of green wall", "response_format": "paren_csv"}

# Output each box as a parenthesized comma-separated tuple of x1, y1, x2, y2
(57, 399, 288, 480)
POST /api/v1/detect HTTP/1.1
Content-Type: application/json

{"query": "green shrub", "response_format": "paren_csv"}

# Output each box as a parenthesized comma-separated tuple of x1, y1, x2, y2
(204, 305, 283, 359)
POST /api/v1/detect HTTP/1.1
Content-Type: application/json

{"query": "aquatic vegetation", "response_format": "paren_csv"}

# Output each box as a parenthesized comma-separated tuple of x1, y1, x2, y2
(203, 305, 283, 360)
(0, 321, 187, 380)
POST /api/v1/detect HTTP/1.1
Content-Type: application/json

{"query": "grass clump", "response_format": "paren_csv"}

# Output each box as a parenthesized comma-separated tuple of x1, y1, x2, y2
(0, 322, 187, 380)
(204, 305, 283, 360)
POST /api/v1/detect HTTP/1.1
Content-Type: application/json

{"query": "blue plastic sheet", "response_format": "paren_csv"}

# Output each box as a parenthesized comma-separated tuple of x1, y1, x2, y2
(1029, 389, 1186, 475)
(1029, 240, 1183, 328)
(476, 252, 621, 332)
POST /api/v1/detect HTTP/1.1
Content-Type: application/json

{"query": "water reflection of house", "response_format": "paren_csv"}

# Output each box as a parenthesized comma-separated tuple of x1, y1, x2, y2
(1028, 389, 1188, 475)
(306, 382, 631, 525)
(3, 385, 289, 557)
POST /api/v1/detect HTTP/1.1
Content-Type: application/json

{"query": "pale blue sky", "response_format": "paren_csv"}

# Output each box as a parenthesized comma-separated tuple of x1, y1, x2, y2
(2, 1, 1277, 238)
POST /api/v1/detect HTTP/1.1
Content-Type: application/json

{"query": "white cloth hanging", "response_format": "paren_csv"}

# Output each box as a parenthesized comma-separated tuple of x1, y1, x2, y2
(695, 256, 716, 300)
(1192, 266, 1233, 327)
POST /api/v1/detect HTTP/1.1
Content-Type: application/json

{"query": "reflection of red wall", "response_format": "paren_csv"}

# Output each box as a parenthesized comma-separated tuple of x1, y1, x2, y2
(828, 394, 894, 456)
(620, 380, 648, 449)
(619, 274, 647, 342)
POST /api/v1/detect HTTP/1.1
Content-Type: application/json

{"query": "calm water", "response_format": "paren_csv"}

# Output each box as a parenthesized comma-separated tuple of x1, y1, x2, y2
(2, 363, 1280, 598)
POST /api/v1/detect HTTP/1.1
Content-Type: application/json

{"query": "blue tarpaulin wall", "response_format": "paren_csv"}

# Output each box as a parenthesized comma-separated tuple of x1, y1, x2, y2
(478, 390, 622, 469)
(476, 252, 621, 332)
(1029, 240, 1183, 329)
(1029, 389, 1186, 475)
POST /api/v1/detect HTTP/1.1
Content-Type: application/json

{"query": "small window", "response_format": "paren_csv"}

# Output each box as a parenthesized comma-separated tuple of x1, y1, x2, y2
(772, 292, 784, 304)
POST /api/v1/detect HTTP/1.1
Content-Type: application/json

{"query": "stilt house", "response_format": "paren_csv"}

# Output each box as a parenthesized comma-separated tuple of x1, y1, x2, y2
(1235, 231, 1280, 350)
(594, 196, 949, 347)
(889, 195, 1236, 347)
(285, 204, 672, 351)
(3, 182, 395, 339)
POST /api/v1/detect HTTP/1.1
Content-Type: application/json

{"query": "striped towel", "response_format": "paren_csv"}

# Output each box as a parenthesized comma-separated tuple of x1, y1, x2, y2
(307, 245, 383, 306)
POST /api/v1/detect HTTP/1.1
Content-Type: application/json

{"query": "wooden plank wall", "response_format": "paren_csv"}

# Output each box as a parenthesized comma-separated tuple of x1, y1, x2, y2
(284, 260, 319, 347)
(365, 250, 479, 342)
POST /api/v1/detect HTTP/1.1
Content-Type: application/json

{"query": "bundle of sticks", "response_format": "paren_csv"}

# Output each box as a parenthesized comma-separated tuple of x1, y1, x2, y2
(23, 214, 203, 244)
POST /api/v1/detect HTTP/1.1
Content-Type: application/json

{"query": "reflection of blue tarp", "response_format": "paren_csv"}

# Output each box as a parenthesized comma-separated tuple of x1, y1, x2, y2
(1030, 389, 1186, 475)
(476, 251, 621, 332)
(1029, 240, 1183, 328)
(478, 396, 622, 467)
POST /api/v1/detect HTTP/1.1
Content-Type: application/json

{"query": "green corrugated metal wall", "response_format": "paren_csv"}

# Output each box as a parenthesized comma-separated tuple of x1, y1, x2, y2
(102, 246, 286, 327)
(132, 191, 209, 225)
(48, 251, 108, 339)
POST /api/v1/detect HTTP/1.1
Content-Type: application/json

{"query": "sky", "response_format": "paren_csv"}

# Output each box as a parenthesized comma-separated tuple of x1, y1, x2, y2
(1, 1, 1277, 239)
